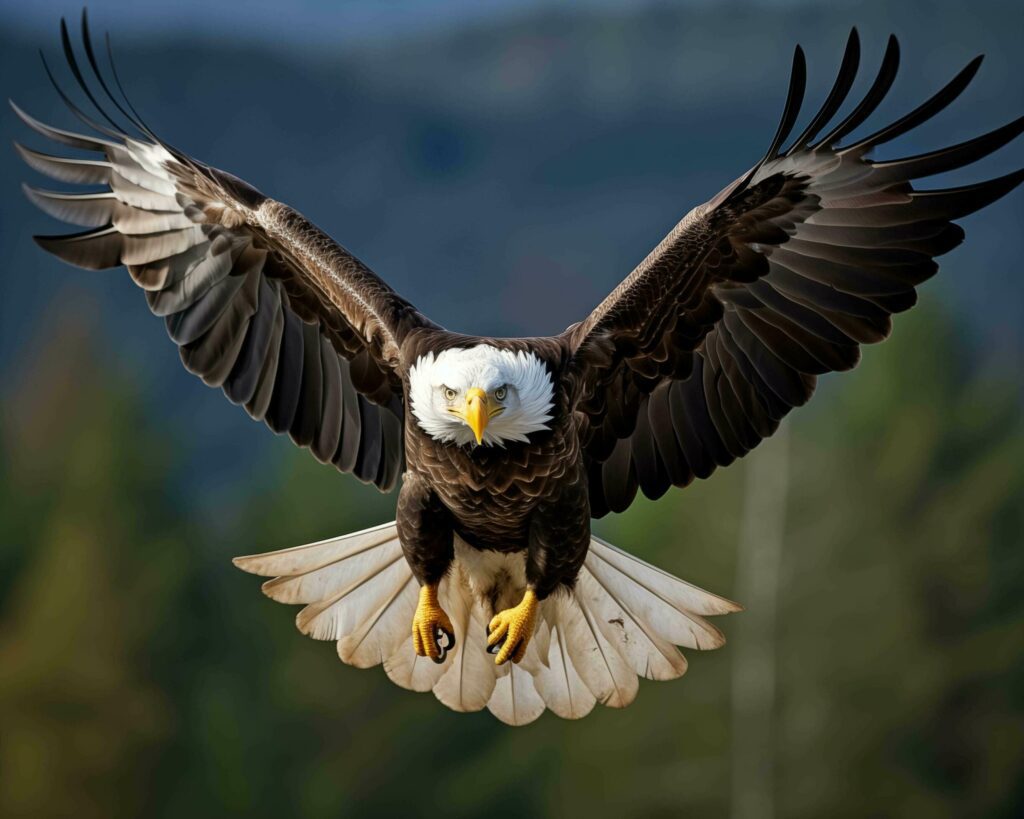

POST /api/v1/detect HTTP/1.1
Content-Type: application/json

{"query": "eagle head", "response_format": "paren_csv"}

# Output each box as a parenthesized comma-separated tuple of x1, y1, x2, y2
(409, 345, 554, 447)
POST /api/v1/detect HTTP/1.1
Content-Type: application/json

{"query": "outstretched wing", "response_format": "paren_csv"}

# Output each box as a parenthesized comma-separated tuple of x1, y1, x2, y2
(15, 14, 438, 491)
(566, 30, 1023, 517)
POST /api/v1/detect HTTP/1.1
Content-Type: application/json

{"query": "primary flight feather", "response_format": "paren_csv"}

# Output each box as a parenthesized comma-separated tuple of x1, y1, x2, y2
(16, 15, 1022, 724)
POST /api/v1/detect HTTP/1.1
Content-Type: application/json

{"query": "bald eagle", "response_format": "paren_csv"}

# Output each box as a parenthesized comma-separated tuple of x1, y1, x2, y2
(16, 16, 1022, 724)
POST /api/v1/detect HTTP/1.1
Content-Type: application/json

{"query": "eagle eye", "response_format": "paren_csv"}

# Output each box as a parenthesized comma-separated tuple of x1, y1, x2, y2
(494, 385, 507, 401)
(442, 386, 457, 401)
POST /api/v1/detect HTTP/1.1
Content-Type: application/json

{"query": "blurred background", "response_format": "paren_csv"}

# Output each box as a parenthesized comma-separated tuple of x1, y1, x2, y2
(1, 0, 1022, 816)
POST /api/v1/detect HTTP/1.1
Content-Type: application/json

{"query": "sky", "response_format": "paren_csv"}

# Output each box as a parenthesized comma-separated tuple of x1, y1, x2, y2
(1, 0, 808, 46)
(6, 0, 626, 43)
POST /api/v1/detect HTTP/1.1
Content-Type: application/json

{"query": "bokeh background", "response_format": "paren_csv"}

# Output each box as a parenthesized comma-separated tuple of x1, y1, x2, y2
(1, 1, 1022, 816)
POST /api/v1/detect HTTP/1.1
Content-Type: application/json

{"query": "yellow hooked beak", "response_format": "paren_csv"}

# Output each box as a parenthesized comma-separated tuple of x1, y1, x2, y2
(462, 387, 489, 445)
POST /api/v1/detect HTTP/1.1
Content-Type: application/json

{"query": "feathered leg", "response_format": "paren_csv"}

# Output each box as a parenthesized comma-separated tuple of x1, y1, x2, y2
(488, 469, 590, 665)
(397, 473, 457, 662)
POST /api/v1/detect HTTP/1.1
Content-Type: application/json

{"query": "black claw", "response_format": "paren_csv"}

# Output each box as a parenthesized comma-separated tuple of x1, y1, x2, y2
(432, 626, 455, 664)
(488, 636, 522, 663)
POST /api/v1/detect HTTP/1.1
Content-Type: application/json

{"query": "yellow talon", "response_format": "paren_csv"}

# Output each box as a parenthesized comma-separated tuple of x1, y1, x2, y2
(487, 589, 539, 665)
(412, 584, 455, 664)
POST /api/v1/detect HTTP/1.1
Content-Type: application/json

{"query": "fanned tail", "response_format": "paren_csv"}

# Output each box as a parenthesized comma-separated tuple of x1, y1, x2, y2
(234, 524, 741, 725)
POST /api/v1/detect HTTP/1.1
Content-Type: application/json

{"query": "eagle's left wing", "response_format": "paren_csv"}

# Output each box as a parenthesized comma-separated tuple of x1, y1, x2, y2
(565, 31, 1023, 517)
(15, 15, 439, 491)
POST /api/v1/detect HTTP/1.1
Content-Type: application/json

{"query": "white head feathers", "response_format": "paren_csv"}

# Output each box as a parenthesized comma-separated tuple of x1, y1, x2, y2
(409, 345, 555, 447)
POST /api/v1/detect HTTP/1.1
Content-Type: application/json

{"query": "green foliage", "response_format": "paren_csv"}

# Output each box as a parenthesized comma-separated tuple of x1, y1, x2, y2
(0, 301, 1021, 817)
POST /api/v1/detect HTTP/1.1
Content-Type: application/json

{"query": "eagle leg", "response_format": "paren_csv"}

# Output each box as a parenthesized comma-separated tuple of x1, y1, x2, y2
(412, 583, 455, 664)
(487, 589, 539, 665)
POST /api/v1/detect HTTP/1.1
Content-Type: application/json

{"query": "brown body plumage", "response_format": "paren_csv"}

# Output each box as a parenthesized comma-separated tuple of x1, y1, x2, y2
(15, 15, 1022, 723)
(397, 332, 588, 598)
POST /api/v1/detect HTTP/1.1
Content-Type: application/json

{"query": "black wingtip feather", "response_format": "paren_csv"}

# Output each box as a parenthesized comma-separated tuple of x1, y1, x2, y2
(38, 46, 123, 142)
(720, 43, 809, 206)
(79, 7, 149, 140)
(785, 28, 861, 156)
(99, 25, 161, 145)
(844, 53, 985, 154)
(915, 167, 1024, 220)
(59, 14, 131, 138)
(873, 114, 1024, 182)
(53, 11, 195, 172)
(813, 33, 901, 150)
(762, 45, 807, 163)
(101, 27, 200, 175)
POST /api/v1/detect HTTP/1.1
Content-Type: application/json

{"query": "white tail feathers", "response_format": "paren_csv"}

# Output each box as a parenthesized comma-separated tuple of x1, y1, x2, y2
(233, 522, 741, 726)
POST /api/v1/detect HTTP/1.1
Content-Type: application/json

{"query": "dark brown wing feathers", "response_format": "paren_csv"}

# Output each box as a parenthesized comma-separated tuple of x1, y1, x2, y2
(570, 29, 1023, 517)
(15, 12, 438, 491)
(16, 19, 1022, 513)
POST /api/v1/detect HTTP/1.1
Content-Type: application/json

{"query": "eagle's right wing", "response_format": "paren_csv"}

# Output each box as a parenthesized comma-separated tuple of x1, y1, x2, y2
(15, 14, 439, 491)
